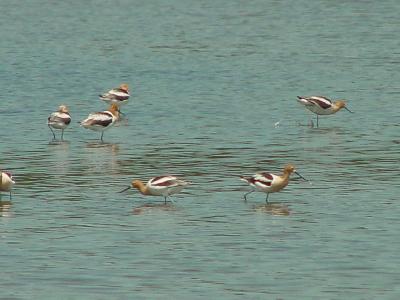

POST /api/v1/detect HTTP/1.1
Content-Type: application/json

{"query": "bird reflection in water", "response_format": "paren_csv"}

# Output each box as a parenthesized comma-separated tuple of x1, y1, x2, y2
(252, 203, 291, 216)
(0, 201, 13, 218)
(84, 142, 120, 173)
(85, 141, 120, 153)
(48, 140, 71, 147)
(132, 203, 177, 215)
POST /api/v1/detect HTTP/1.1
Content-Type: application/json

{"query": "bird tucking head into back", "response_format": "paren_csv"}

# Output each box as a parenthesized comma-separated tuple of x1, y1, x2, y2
(108, 104, 120, 118)
(58, 105, 69, 114)
(119, 83, 129, 92)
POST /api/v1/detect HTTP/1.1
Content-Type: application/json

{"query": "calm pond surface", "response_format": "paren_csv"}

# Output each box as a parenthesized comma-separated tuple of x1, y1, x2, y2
(1, 0, 400, 299)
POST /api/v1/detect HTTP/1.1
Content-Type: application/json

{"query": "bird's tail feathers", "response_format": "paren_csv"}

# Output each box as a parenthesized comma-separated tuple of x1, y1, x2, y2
(240, 176, 250, 183)
(297, 96, 310, 105)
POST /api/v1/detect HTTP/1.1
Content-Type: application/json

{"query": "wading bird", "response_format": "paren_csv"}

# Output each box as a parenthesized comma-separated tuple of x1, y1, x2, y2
(119, 175, 190, 204)
(240, 164, 307, 203)
(297, 95, 353, 127)
(47, 105, 71, 140)
(0, 171, 15, 200)
(80, 104, 120, 141)
(99, 83, 130, 107)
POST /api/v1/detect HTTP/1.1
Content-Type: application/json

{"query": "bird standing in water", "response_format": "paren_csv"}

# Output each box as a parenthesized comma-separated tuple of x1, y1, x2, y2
(80, 104, 120, 142)
(297, 95, 353, 127)
(119, 175, 190, 204)
(240, 164, 307, 203)
(0, 171, 15, 200)
(99, 83, 130, 107)
(47, 105, 71, 140)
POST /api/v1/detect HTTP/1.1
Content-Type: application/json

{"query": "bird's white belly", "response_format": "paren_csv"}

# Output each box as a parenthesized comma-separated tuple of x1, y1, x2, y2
(49, 122, 68, 130)
(255, 184, 273, 193)
(82, 121, 115, 132)
(90, 124, 113, 131)
(255, 177, 286, 193)
(103, 99, 128, 105)
(149, 185, 184, 196)
(0, 179, 14, 192)
(307, 105, 334, 115)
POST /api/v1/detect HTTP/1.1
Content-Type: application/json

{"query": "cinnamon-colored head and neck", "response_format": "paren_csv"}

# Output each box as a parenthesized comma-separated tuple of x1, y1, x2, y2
(119, 83, 129, 93)
(282, 164, 295, 179)
(118, 180, 149, 195)
(333, 100, 354, 113)
(131, 180, 149, 195)
(282, 164, 307, 182)
(58, 105, 69, 114)
(108, 104, 120, 118)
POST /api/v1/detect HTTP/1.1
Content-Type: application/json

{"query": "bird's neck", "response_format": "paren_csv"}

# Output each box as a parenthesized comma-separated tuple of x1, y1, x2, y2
(332, 102, 344, 112)
(134, 181, 150, 195)
(109, 108, 120, 118)
(281, 171, 291, 183)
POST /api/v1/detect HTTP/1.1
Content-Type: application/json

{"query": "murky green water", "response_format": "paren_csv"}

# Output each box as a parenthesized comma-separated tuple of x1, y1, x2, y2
(1, 0, 400, 298)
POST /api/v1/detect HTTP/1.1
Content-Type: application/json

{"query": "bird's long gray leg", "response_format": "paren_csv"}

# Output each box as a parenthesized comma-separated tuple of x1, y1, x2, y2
(48, 125, 56, 140)
(244, 190, 254, 201)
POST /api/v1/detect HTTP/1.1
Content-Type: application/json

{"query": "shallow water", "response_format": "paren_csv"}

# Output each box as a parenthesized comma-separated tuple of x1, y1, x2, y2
(1, 0, 400, 299)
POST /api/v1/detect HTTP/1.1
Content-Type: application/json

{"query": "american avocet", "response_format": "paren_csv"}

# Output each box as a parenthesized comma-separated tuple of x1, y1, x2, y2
(240, 164, 307, 203)
(99, 83, 130, 106)
(47, 105, 71, 140)
(80, 104, 120, 141)
(0, 171, 15, 200)
(297, 96, 354, 127)
(119, 175, 190, 204)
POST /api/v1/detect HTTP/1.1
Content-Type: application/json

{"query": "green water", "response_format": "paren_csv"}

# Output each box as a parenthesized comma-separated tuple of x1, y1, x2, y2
(1, 0, 400, 299)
